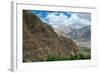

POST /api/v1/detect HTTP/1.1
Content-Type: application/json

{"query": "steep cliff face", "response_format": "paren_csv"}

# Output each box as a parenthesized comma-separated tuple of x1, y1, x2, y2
(23, 10, 80, 62)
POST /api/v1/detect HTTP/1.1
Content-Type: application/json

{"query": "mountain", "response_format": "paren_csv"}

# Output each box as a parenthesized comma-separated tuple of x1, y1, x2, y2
(68, 25, 91, 41)
(23, 10, 80, 62)
(53, 24, 91, 48)
(67, 25, 91, 48)
(54, 25, 73, 34)
(70, 23, 90, 29)
(53, 24, 90, 38)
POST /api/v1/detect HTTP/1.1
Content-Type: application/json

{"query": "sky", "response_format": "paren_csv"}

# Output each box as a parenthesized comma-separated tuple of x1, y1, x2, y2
(32, 10, 91, 29)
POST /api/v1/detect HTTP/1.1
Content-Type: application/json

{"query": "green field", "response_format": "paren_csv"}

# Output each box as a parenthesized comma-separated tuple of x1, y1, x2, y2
(79, 47, 91, 59)
(47, 47, 91, 61)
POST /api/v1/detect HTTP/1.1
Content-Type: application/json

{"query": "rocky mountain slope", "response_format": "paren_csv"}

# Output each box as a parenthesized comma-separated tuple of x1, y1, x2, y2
(23, 10, 80, 62)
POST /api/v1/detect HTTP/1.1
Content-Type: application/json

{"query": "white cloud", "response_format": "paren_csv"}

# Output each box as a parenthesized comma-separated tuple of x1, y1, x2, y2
(45, 12, 91, 29)
(45, 12, 69, 27)
(76, 13, 91, 21)
(67, 14, 91, 29)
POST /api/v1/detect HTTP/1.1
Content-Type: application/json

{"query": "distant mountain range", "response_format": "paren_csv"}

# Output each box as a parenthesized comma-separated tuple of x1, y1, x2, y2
(54, 23, 91, 48)
(68, 25, 91, 41)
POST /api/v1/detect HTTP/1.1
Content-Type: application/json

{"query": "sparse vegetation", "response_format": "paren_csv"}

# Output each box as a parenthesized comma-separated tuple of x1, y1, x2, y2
(47, 53, 90, 61)
(47, 47, 91, 61)
(79, 47, 91, 59)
